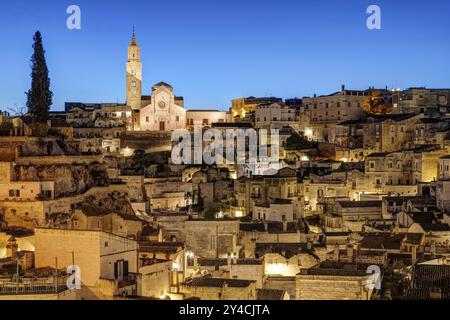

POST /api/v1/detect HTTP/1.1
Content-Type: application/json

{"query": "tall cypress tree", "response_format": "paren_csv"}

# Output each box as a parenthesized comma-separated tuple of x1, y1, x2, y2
(26, 31, 53, 124)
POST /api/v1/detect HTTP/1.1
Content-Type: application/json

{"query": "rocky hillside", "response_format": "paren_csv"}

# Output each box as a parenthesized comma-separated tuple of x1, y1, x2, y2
(15, 163, 110, 198)
(20, 138, 78, 156)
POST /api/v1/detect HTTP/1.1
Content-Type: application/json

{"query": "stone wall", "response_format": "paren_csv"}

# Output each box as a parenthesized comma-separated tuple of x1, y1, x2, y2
(179, 282, 257, 300)
(139, 261, 172, 298)
(35, 228, 138, 289)
(296, 274, 372, 300)
(185, 220, 240, 259)
(264, 276, 296, 300)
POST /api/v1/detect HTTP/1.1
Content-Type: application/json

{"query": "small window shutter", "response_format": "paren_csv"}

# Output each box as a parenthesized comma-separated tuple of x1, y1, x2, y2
(114, 262, 118, 278)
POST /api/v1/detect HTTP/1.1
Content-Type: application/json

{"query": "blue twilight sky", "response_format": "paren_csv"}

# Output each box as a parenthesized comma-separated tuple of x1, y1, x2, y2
(0, 0, 449, 112)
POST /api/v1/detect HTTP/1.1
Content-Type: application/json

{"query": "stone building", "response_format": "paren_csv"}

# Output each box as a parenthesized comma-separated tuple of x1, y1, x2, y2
(0, 161, 55, 202)
(438, 155, 450, 180)
(138, 258, 173, 298)
(194, 257, 265, 289)
(332, 200, 383, 222)
(231, 97, 283, 122)
(436, 180, 450, 212)
(414, 118, 450, 147)
(407, 264, 450, 300)
(365, 147, 450, 191)
(253, 199, 297, 222)
(300, 86, 374, 143)
(295, 261, 375, 300)
(364, 151, 427, 195)
(362, 114, 421, 153)
(65, 103, 131, 129)
(144, 178, 193, 212)
(255, 243, 320, 277)
(34, 228, 139, 299)
(395, 87, 450, 114)
(179, 277, 257, 300)
(73, 126, 125, 154)
(185, 219, 240, 259)
(233, 167, 298, 216)
(70, 208, 143, 240)
(186, 110, 231, 130)
(254, 102, 298, 131)
(412, 147, 450, 183)
(139, 82, 187, 132)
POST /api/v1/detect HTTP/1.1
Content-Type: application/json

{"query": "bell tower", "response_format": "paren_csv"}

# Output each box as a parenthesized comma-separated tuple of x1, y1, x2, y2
(126, 28, 142, 111)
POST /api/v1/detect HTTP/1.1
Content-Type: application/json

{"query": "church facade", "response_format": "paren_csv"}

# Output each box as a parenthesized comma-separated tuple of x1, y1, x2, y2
(126, 32, 187, 132)
(139, 82, 186, 132)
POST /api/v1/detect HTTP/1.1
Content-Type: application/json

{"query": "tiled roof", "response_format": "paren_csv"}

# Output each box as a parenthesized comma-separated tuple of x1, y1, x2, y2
(366, 152, 392, 158)
(256, 289, 286, 300)
(409, 212, 437, 224)
(255, 243, 318, 259)
(300, 261, 374, 277)
(240, 223, 265, 232)
(337, 200, 382, 208)
(369, 113, 418, 123)
(141, 227, 159, 237)
(139, 241, 184, 254)
(325, 232, 352, 237)
(408, 264, 450, 299)
(197, 258, 228, 267)
(360, 233, 405, 250)
(183, 277, 255, 288)
(239, 221, 303, 234)
(418, 223, 450, 232)
(212, 122, 253, 128)
(197, 258, 262, 267)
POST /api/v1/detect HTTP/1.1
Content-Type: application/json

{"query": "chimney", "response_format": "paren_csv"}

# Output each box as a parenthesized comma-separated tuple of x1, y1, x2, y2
(333, 244, 340, 261)
(6, 236, 19, 258)
(412, 246, 417, 265)
(430, 243, 436, 259)
(394, 222, 400, 235)
(263, 221, 269, 232)
(282, 218, 288, 232)
(222, 282, 229, 295)
(347, 245, 354, 262)
(341, 85, 346, 92)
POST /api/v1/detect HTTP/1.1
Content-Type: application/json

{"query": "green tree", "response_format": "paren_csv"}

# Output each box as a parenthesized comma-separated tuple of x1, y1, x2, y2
(26, 31, 53, 124)
(285, 131, 318, 150)
(131, 149, 147, 171)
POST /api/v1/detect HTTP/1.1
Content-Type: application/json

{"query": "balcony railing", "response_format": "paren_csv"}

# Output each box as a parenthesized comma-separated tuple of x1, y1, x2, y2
(0, 276, 70, 296)
(118, 273, 138, 289)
